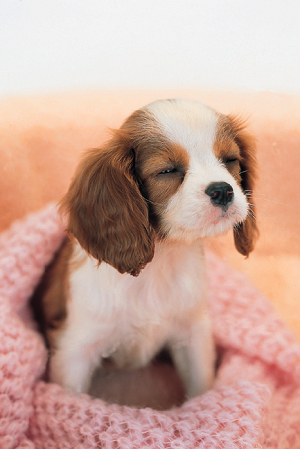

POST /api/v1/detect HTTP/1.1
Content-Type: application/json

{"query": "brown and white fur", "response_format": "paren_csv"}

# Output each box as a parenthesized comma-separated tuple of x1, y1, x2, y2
(36, 99, 258, 398)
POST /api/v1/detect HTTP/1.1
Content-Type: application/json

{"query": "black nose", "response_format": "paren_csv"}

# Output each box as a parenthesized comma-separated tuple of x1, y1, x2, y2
(205, 182, 234, 208)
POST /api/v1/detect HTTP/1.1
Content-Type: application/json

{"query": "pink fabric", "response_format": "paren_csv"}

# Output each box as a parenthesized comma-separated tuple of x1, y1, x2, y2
(1, 205, 300, 449)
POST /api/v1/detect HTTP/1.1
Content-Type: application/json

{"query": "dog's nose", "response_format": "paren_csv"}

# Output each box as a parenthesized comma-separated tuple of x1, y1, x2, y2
(205, 182, 234, 208)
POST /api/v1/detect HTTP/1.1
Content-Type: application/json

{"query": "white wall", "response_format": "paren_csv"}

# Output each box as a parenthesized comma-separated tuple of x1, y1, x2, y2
(1, 0, 300, 96)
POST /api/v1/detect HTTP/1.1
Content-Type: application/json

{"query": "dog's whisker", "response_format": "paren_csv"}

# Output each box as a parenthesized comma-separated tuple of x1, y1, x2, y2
(247, 202, 278, 224)
(142, 197, 165, 207)
(245, 192, 290, 208)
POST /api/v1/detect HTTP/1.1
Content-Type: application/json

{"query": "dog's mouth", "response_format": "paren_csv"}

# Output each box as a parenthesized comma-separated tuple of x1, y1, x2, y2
(209, 203, 248, 231)
(211, 210, 235, 225)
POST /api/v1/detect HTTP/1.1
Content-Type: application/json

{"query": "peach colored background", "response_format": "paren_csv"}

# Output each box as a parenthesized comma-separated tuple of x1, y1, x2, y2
(1, 89, 299, 340)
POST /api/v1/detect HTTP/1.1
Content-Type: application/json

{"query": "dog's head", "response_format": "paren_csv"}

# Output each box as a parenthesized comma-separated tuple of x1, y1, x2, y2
(60, 99, 258, 276)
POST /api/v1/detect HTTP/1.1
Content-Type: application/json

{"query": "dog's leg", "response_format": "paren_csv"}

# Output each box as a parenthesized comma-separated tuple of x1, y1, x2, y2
(49, 333, 103, 394)
(169, 316, 215, 398)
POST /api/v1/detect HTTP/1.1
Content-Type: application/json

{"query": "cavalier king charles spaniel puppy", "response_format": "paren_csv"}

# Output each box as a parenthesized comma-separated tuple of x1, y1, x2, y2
(35, 98, 258, 398)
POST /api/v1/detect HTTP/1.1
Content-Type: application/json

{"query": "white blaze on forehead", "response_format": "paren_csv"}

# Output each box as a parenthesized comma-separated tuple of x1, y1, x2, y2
(145, 99, 219, 163)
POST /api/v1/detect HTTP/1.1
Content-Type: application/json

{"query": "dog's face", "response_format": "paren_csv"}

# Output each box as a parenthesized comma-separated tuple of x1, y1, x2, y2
(61, 99, 258, 276)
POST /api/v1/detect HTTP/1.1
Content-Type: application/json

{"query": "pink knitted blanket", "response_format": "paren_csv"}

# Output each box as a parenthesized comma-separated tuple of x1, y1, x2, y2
(1, 204, 300, 449)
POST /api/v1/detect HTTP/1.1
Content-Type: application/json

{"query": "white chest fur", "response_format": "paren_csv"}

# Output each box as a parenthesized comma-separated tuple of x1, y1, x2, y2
(66, 239, 206, 363)
(50, 240, 215, 396)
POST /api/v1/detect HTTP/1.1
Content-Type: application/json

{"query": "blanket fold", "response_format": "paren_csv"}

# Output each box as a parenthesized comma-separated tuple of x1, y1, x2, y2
(0, 204, 300, 449)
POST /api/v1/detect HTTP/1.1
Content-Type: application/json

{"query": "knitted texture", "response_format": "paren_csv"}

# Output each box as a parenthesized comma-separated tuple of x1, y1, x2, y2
(0, 205, 300, 448)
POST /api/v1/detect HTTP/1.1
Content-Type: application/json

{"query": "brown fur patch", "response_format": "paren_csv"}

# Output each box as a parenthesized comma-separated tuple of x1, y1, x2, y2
(119, 109, 190, 232)
(213, 115, 243, 183)
(214, 114, 258, 256)
(59, 108, 191, 274)
(59, 109, 158, 276)
(136, 143, 190, 234)
(31, 238, 72, 349)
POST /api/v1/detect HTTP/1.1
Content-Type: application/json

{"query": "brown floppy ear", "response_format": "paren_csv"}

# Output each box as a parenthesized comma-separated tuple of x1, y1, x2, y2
(228, 116, 259, 256)
(59, 133, 155, 276)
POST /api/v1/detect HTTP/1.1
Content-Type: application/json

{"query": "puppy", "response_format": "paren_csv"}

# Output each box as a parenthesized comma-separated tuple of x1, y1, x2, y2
(36, 99, 258, 398)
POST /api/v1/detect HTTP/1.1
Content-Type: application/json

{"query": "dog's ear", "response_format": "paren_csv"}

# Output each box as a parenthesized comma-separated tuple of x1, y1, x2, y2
(59, 132, 155, 276)
(228, 116, 259, 256)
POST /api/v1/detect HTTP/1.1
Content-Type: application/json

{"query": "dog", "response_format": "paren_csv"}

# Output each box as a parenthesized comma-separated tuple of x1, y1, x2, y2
(35, 98, 258, 398)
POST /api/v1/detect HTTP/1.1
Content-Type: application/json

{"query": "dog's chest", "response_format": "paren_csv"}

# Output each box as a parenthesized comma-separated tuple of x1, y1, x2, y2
(67, 241, 206, 365)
